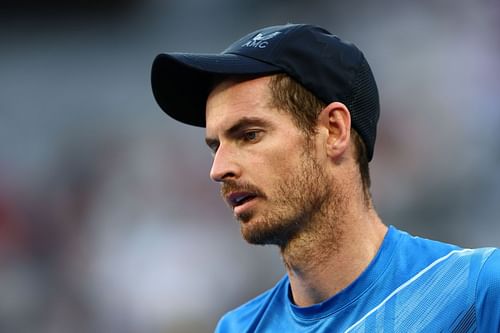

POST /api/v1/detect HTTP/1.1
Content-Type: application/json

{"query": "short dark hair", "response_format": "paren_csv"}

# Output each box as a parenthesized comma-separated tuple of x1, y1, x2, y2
(268, 73, 372, 199)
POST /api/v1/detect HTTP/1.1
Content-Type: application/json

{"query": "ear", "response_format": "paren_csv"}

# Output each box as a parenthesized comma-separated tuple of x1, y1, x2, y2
(317, 102, 351, 159)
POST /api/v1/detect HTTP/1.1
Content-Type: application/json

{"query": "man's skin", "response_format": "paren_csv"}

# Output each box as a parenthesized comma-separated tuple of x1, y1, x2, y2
(205, 76, 387, 307)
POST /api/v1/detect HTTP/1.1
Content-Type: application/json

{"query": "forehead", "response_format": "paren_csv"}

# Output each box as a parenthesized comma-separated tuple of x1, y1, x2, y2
(205, 76, 275, 134)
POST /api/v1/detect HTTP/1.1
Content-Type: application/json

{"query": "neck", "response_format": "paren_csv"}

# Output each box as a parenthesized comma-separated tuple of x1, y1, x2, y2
(281, 196, 387, 307)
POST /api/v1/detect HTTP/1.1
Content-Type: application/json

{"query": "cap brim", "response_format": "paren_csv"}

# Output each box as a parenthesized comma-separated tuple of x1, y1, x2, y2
(151, 52, 282, 127)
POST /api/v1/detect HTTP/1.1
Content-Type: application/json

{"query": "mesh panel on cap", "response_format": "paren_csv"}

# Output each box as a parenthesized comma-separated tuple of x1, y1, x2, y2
(346, 56, 379, 161)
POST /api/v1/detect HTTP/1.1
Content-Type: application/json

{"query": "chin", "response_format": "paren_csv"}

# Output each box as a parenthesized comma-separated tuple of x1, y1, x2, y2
(239, 217, 298, 247)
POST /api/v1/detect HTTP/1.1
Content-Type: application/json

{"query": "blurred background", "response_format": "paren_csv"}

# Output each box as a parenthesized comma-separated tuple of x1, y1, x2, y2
(0, 0, 499, 332)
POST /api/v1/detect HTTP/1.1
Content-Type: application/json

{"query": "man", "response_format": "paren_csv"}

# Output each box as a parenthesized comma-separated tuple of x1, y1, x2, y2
(151, 24, 500, 332)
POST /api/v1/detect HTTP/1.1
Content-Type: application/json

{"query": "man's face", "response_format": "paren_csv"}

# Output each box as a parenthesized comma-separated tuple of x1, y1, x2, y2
(205, 76, 332, 246)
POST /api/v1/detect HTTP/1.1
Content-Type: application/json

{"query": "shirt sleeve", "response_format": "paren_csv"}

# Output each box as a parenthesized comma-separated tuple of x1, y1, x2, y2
(475, 248, 500, 333)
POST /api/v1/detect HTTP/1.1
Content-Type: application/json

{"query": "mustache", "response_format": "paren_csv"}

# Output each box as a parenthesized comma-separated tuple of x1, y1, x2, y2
(220, 180, 266, 199)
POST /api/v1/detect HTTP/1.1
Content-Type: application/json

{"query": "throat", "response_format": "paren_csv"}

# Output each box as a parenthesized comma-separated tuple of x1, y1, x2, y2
(284, 244, 345, 307)
(282, 232, 341, 278)
(283, 216, 388, 307)
(280, 213, 344, 272)
(279, 210, 351, 306)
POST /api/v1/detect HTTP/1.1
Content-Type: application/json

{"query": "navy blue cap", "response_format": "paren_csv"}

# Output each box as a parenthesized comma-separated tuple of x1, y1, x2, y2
(151, 24, 380, 161)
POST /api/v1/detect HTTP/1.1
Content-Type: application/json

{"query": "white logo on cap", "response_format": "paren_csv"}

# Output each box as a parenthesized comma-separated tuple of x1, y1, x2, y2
(242, 31, 282, 49)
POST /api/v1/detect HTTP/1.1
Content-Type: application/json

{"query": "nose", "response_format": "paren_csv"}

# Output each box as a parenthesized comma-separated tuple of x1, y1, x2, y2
(209, 145, 241, 182)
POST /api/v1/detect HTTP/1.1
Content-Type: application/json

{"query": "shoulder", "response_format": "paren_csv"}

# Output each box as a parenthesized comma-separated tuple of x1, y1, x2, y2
(477, 247, 500, 280)
(468, 247, 500, 294)
(475, 248, 500, 331)
(389, 227, 461, 271)
(215, 276, 288, 333)
(215, 291, 272, 333)
(394, 227, 461, 254)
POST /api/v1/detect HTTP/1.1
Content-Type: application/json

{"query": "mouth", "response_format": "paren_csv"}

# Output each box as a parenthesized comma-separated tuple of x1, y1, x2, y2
(226, 192, 258, 208)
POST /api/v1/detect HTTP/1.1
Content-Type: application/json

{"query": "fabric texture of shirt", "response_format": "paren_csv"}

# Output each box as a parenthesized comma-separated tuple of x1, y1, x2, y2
(215, 226, 500, 332)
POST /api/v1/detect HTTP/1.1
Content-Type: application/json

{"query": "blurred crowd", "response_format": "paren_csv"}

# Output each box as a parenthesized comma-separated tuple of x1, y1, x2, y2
(0, 0, 499, 332)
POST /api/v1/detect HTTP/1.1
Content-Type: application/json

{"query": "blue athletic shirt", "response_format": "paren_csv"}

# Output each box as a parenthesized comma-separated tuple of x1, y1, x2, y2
(215, 226, 500, 332)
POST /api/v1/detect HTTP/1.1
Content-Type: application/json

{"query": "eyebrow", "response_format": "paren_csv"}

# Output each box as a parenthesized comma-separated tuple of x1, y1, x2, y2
(205, 116, 272, 150)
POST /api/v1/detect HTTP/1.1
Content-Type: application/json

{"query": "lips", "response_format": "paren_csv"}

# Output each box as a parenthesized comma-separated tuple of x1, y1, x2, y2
(221, 181, 264, 217)
(226, 192, 257, 208)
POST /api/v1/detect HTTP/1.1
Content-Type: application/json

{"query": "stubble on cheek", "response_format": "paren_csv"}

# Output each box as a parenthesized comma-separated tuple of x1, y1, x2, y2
(239, 156, 330, 247)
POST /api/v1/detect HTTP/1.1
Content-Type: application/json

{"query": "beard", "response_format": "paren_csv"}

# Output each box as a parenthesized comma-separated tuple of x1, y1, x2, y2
(221, 143, 335, 248)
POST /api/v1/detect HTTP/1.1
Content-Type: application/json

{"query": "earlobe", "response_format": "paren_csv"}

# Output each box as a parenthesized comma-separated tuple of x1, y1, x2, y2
(318, 102, 351, 159)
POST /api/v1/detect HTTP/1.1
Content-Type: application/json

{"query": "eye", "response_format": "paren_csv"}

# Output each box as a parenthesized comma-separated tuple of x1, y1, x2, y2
(210, 145, 219, 156)
(206, 142, 219, 155)
(243, 130, 261, 142)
